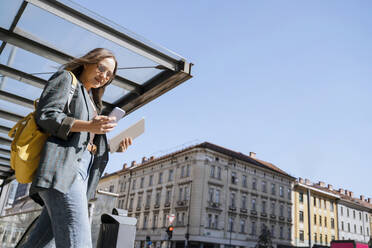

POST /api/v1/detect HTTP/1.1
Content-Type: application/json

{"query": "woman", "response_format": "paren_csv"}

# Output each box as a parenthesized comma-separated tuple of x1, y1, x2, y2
(21, 48, 132, 248)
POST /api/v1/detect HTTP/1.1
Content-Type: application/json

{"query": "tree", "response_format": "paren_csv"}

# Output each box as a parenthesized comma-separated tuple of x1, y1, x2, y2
(255, 225, 273, 248)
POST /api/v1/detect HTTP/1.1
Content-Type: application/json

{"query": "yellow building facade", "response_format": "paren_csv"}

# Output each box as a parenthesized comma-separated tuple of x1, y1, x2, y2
(293, 179, 340, 247)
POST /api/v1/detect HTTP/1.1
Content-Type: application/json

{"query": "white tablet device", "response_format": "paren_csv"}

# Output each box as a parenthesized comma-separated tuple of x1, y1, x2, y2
(108, 107, 126, 123)
(109, 118, 145, 153)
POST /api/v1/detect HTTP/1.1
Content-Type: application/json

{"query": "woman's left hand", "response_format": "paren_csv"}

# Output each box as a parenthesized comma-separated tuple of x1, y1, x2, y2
(117, 137, 132, 152)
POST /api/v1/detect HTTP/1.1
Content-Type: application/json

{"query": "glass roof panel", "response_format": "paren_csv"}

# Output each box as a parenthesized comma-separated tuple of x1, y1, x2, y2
(102, 84, 129, 104)
(0, 44, 60, 81)
(59, 0, 185, 61)
(17, 4, 164, 84)
(1, 77, 42, 101)
(0, 0, 23, 30)
(0, 99, 32, 116)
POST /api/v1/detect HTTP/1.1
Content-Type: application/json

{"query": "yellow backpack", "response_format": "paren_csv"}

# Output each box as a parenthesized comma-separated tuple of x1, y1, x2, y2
(8, 71, 77, 184)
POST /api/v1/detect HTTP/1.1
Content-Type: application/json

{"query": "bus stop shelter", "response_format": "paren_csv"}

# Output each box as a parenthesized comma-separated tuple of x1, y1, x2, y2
(0, 0, 193, 188)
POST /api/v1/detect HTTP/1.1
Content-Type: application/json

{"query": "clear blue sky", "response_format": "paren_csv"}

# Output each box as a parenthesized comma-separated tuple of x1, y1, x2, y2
(73, 1, 372, 198)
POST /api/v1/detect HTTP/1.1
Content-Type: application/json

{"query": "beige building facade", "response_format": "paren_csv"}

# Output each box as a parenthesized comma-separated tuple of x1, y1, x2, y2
(98, 142, 296, 248)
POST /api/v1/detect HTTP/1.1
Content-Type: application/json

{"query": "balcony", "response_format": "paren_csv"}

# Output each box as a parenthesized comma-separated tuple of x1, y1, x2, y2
(287, 217, 292, 222)
(270, 214, 276, 219)
(240, 208, 248, 213)
(208, 201, 221, 209)
(279, 216, 285, 221)
(128, 208, 133, 212)
(136, 207, 141, 211)
(177, 200, 188, 206)
(154, 203, 160, 209)
(229, 206, 237, 211)
(261, 212, 268, 218)
(250, 210, 258, 215)
(164, 202, 171, 208)
(144, 205, 150, 210)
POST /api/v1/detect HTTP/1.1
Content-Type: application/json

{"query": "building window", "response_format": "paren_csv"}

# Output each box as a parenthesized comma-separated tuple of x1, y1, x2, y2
(367, 227, 369, 236)
(320, 234, 323, 244)
(230, 192, 236, 208)
(341, 206, 343, 216)
(129, 197, 134, 209)
(208, 188, 214, 202)
(314, 233, 318, 243)
(319, 215, 322, 225)
(353, 210, 356, 219)
(299, 192, 304, 203)
(332, 235, 335, 241)
(271, 183, 276, 195)
(360, 226, 363, 235)
(279, 186, 284, 197)
(252, 178, 257, 190)
(280, 204, 284, 217)
(217, 167, 221, 179)
(359, 212, 362, 220)
(140, 177, 144, 188)
(242, 175, 247, 187)
(299, 230, 304, 242)
(314, 214, 317, 225)
(347, 223, 350, 232)
(155, 191, 161, 205)
(347, 208, 349, 217)
(168, 169, 174, 181)
(271, 202, 275, 215)
(242, 195, 247, 209)
(163, 213, 167, 227)
(109, 185, 114, 192)
(287, 188, 291, 199)
(271, 225, 275, 237)
(252, 198, 256, 211)
(341, 221, 344, 231)
(184, 187, 189, 200)
(330, 202, 334, 212)
(251, 221, 256, 235)
(145, 193, 151, 208)
(132, 179, 136, 190)
(280, 226, 284, 239)
(325, 235, 328, 244)
(215, 189, 220, 203)
(366, 214, 368, 222)
(149, 175, 153, 186)
(186, 165, 190, 177)
(331, 218, 335, 229)
(354, 224, 356, 233)
(229, 217, 234, 232)
(288, 227, 291, 240)
(324, 217, 327, 227)
(214, 215, 219, 229)
(262, 200, 266, 213)
(262, 181, 267, 193)
(137, 195, 142, 209)
(181, 166, 185, 178)
(165, 190, 171, 203)
(314, 197, 317, 207)
(143, 215, 148, 229)
(299, 211, 304, 222)
(178, 188, 183, 201)
(210, 165, 215, 178)
(288, 206, 291, 219)
(158, 172, 163, 184)
(208, 214, 213, 228)
(153, 214, 158, 229)
(231, 172, 237, 184)
(240, 219, 246, 233)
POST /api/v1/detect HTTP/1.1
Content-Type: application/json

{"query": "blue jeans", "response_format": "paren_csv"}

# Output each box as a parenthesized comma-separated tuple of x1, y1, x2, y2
(21, 150, 93, 248)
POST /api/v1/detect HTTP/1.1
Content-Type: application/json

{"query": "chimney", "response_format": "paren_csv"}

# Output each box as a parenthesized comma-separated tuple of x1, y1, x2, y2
(318, 181, 325, 187)
(150, 156, 155, 161)
(328, 184, 333, 190)
(305, 179, 311, 185)
(298, 178, 304, 184)
(249, 152, 256, 158)
(349, 191, 354, 198)
(360, 195, 365, 201)
(131, 160, 136, 167)
(104, 172, 108, 176)
(368, 198, 371, 204)
(345, 190, 349, 195)
(142, 157, 147, 163)
(339, 188, 345, 194)
(122, 163, 127, 170)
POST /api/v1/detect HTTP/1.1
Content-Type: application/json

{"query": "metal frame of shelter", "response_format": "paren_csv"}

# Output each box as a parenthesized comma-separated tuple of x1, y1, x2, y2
(0, 0, 193, 186)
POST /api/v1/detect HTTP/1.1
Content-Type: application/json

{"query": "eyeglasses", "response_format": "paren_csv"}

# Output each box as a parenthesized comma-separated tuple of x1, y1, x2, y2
(96, 64, 113, 79)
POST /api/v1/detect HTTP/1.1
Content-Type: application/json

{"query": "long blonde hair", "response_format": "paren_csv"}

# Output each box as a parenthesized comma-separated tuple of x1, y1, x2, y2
(63, 48, 118, 113)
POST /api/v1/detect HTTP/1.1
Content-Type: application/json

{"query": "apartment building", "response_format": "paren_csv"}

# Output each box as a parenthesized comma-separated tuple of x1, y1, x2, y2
(293, 179, 339, 247)
(334, 189, 371, 243)
(97, 142, 296, 248)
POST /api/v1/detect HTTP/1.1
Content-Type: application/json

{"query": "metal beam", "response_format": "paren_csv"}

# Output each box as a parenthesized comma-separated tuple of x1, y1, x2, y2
(0, 137, 11, 146)
(0, 126, 11, 135)
(0, 148, 10, 157)
(0, 90, 34, 109)
(0, 27, 142, 92)
(26, 0, 181, 71)
(0, 109, 24, 122)
(0, 64, 47, 89)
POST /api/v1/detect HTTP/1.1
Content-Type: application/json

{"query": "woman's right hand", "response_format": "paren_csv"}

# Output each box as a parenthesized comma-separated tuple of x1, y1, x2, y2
(88, 115, 117, 134)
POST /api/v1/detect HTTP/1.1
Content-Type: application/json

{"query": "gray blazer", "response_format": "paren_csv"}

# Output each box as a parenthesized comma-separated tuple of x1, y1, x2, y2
(30, 70, 109, 205)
